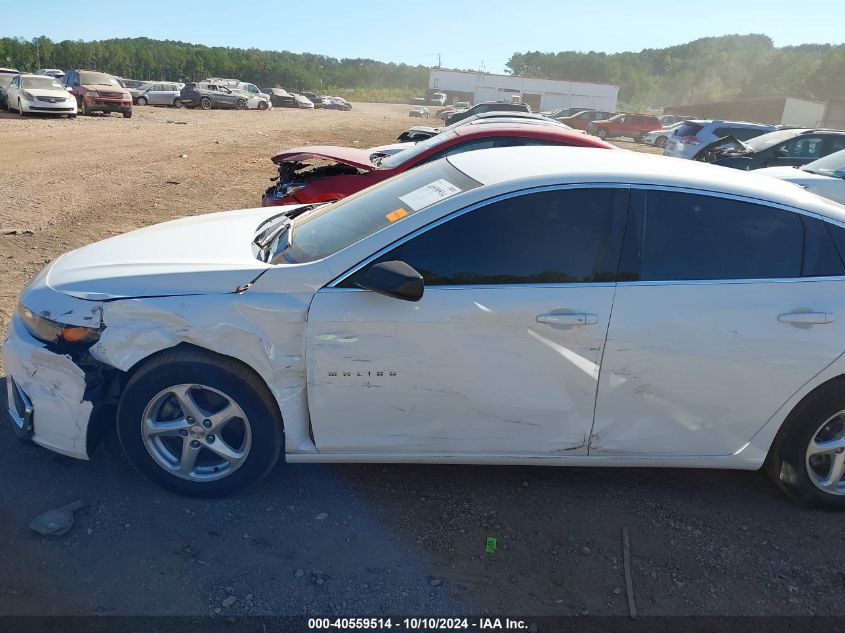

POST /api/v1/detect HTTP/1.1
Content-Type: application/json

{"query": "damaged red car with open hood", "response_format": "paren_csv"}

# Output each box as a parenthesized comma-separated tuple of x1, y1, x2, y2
(261, 122, 615, 206)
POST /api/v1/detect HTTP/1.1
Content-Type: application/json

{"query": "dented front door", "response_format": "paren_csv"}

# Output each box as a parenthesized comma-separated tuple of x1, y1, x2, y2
(305, 286, 614, 455)
(304, 187, 629, 456)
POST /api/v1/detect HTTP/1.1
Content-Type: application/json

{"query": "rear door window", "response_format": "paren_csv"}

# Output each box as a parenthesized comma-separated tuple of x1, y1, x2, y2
(824, 135, 845, 155)
(628, 190, 804, 281)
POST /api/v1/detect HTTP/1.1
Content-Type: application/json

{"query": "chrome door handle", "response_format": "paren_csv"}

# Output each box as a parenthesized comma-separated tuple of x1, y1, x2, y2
(778, 312, 835, 325)
(536, 313, 599, 326)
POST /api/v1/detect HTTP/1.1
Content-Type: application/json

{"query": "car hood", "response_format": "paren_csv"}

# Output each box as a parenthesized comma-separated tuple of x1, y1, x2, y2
(81, 83, 130, 94)
(270, 146, 376, 170)
(44, 207, 289, 300)
(23, 88, 70, 98)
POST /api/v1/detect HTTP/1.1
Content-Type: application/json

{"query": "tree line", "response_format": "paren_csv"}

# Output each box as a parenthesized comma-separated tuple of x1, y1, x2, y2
(2, 34, 844, 108)
(506, 34, 845, 108)
(0, 36, 430, 95)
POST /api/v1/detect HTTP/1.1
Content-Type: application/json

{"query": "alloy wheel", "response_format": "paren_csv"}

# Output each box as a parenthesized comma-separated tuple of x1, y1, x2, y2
(141, 383, 252, 482)
(805, 411, 845, 495)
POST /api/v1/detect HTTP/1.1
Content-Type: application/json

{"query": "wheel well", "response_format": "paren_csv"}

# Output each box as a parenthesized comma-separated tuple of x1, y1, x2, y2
(86, 342, 283, 453)
(766, 373, 845, 462)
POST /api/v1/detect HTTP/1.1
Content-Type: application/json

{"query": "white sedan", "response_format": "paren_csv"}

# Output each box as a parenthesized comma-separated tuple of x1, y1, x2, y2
(641, 122, 682, 148)
(6, 147, 845, 507)
(231, 89, 272, 110)
(756, 149, 845, 205)
(5, 73, 77, 117)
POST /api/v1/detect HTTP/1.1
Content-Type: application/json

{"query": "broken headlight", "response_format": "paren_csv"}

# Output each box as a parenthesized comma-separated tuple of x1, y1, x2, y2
(18, 304, 103, 345)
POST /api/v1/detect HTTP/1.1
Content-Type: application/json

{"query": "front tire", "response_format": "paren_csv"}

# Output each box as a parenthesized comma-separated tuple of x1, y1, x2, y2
(767, 378, 845, 509)
(117, 348, 283, 497)
(236, 99, 247, 110)
(137, 96, 148, 106)
(80, 99, 90, 116)
(655, 135, 668, 148)
(17, 99, 25, 117)
(123, 109, 132, 119)
(595, 127, 608, 140)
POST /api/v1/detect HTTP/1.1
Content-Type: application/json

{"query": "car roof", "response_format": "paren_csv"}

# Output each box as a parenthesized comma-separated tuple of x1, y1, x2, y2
(448, 122, 603, 143)
(447, 146, 845, 221)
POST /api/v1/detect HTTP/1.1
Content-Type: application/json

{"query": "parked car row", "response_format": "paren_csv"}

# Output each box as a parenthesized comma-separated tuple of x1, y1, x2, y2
(1, 66, 351, 118)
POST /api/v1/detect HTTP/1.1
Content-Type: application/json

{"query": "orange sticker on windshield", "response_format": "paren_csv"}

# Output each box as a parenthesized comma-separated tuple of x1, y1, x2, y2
(386, 208, 409, 222)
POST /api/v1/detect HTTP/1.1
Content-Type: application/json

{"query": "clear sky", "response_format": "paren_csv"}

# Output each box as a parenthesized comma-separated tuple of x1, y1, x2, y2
(3, 0, 843, 72)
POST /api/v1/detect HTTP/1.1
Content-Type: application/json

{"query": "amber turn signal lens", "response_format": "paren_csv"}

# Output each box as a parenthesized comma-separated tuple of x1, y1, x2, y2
(61, 325, 96, 343)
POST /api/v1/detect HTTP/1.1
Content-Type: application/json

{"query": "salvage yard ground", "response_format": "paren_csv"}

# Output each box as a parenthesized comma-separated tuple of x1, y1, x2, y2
(1, 103, 843, 617)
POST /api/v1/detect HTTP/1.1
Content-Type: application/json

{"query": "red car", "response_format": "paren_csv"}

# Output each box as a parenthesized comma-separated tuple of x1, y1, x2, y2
(586, 113, 661, 141)
(262, 123, 615, 206)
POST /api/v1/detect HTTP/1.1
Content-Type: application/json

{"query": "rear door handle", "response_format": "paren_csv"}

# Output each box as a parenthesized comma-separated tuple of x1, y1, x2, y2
(778, 312, 835, 325)
(536, 313, 599, 326)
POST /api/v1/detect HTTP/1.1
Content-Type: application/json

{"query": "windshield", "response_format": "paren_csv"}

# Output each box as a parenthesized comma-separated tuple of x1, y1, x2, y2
(22, 76, 64, 90)
(802, 149, 845, 177)
(745, 129, 800, 151)
(79, 72, 122, 87)
(281, 158, 481, 263)
(379, 131, 459, 169)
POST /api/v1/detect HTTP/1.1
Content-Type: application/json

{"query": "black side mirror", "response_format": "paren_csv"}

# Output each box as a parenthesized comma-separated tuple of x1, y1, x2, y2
(355, 261, 424, 302)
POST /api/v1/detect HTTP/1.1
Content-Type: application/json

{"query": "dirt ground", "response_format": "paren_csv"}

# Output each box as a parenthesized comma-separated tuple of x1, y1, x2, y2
(1, 103, 842, 619)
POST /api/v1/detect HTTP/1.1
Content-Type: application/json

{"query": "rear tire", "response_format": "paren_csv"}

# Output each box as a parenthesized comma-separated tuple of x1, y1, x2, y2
(200, 97, 212, 110)
(117, 348, 283, 497)
(173, 99, 183, 108)
(766, 378, 845, 509)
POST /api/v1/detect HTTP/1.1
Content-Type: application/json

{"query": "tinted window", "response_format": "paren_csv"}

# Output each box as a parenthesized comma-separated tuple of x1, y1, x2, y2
(676, 122, 703, 137)
(369, 188, 628, 286)
(780, 135, 824, 159)
(418, 137, 500, 165)
(803, 217, 845, 277)
(825, 135, 845, 154)
(635, 191, 803, 281)
(824, 221, 845, 269)
(713, 127, 768, 142)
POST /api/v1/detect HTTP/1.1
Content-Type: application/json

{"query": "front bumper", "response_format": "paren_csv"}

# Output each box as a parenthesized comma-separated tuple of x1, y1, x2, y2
(2, 314, 93, 459)
(84, 96, 132, 113)
(21, 98, 76, 114)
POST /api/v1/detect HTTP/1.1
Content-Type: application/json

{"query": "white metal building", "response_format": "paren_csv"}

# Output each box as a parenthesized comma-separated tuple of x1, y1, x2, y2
(428, 69, 619, 113)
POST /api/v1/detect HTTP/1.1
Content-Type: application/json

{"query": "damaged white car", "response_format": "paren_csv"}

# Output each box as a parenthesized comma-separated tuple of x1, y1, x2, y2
(6, 146, 845, 507)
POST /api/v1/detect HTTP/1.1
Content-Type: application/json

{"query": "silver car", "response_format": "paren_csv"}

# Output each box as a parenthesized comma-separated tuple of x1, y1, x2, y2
(137, 82, 185, 107)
